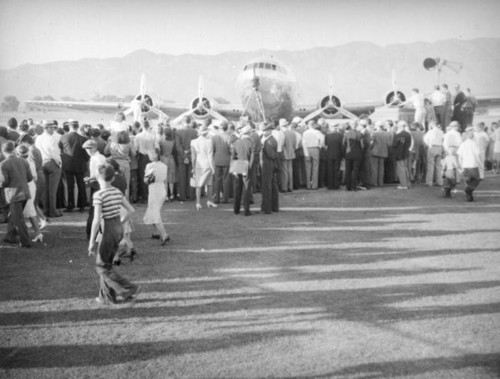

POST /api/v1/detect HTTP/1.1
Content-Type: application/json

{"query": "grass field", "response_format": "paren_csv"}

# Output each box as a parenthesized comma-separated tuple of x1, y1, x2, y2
(1, 168, 499, 378)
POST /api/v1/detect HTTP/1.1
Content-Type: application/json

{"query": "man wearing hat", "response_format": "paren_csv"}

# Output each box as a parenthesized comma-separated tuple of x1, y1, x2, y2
(302, 121, 325, 190)
(83, 139, 106, 239)
(35, 120, 63, 217)
(0, 141, 33, 247)
(231, 124, 254, 216)
(260, 123, 279, 214)
(175, 117, 198, 201)
(457, 127, 483, 201)
(59, 120, 89, 212)
(280, 119, 297, 192)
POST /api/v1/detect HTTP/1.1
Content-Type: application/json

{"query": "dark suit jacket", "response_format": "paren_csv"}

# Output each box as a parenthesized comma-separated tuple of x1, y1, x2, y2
(175, 127, 198, 162)
(393, 130, 412, 161)
(343, 129, 363, 161)
(371, 131, 392, 158)
(232, 136, 254, 167)
(0, 154, 32, 203)
(59, 131, 89, 172)
(325, 132, 343, 161)
(282, 130, 297, 160)
(212, 133, 231, 167)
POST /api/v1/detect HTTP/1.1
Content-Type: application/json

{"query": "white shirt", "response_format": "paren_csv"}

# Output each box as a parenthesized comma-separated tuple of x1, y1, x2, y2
(474, 131, 490, 153)
(272, 129, 285, 153)
(89, 151, 107, 179)
(457, 139, 482, 171)
(35, 132, 61, 165)
(443, 129, 462, 151)
(109, 121, 129, 134)
(430, 90, 446, 106)
(423, 127, 444, 147)
(134, 129, 158, 155)
(302, 128, 325, 155)
(408, 92, 425, 109)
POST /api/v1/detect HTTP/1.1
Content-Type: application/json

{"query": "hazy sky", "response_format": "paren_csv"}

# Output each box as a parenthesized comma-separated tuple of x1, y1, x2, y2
(1, 0, 499, 70)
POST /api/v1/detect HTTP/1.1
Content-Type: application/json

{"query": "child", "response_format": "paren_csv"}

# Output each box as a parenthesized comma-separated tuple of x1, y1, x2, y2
(442, 152, 459, 198)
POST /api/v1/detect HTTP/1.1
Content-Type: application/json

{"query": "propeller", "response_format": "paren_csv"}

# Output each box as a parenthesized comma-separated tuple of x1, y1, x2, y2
(123, 73, 169, 122)
(171, 75, 227, 125)
(303, 74, 357, 123)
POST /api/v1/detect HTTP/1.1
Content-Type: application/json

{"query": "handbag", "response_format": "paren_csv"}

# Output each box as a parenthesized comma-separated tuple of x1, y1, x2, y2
(144, 172, 155, 184)
(229, 160, 249, 176)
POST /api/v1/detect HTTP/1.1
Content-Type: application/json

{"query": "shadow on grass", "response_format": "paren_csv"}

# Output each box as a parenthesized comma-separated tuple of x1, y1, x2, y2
(278, 352, 500, 379)
(0, 329, 311, 369)
(2, 279, 499, 327)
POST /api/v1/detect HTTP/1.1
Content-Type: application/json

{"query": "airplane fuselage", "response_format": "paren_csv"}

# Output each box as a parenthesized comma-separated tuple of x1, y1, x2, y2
(236, 58, 298, 123)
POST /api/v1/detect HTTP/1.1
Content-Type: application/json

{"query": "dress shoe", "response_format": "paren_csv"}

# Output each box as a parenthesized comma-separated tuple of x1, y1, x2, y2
(48, 212, 63, 218)
(196, 203, 202, 210)
(207, 201, 218, 208)
(244, 211, 252, 216)
(3, 238, 18, 244)
(79, 207, 86, 213)
(160, 236, 170, 246)
(32, 233, 43, 243)
(64, 208, 74, 213)
(151, 234, 160, 240)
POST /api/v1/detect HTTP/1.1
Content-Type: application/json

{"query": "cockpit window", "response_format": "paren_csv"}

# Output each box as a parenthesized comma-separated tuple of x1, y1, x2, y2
(271, 64, 276, 71)
(258, 62, 264, 68)
(253, 63, 259, 69)
(264, 63, 271, 70)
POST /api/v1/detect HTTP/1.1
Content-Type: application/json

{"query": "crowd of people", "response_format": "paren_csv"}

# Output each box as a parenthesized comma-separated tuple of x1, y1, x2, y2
(1, 83, 499, 304)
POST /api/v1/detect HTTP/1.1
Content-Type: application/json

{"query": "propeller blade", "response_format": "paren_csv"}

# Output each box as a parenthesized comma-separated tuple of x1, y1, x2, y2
(391, 69, 397, 96)
(140, 73, 146, 100)
(149, 106, 169, 122)
(198, 75, 204, 105)
(302, 104, 330, 124)
(328, 73, 334, 102)
(331, 104, 359, 120)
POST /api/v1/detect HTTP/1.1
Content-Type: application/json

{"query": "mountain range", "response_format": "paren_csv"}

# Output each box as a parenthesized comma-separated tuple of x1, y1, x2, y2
(1, 38, 500, 107)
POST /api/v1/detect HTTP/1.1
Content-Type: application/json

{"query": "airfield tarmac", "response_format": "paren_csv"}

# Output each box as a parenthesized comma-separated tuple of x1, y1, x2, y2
(0, 110, 500, 378)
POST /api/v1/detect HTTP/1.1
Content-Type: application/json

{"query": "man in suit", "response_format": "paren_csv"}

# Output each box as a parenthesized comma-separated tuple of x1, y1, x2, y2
(175, 117, 198, 201)
(370, 121, 392, 187)
(0, 141, 33, 247)
(261, 123, 279, 214)
(59, 120, 89, 212)
(452, 84, 467, 132)
(212, 122, 231, 204)
(231, 125, 254, 216)
(393, 121, 412, 190)
(325, 124, 344, 189)
(247, 122, 262, 199)
(280, 119, 297, 192)
(343, 123, 363, 191)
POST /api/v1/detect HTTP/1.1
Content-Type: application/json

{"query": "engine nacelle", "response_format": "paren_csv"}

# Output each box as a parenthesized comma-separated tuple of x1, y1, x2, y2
(319, 95, 342, 118)
(134, 94, 154, 112)
(384, 91, 406, 106)
(190, 97, 212, 119)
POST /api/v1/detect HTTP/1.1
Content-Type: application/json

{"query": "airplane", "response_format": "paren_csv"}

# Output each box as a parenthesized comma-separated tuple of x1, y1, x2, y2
(24, 56, 500, 126)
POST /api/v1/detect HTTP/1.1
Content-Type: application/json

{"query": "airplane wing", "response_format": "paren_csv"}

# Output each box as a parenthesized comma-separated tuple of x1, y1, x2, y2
(476, 96, 500, 114)
(25, 100, 129, 113)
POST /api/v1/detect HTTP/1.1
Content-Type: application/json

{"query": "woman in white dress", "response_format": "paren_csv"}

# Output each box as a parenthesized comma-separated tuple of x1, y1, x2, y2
(16, 145, 43, 242)
(143, 149, 170, 245)
(191, 124, 217, 210)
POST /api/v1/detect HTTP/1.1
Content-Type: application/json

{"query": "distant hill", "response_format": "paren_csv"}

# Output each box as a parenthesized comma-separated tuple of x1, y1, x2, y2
(1, 38, 499, 106)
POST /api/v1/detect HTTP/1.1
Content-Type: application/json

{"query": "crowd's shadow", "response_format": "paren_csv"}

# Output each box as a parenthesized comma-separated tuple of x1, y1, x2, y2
(0, 329, 311, 368)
